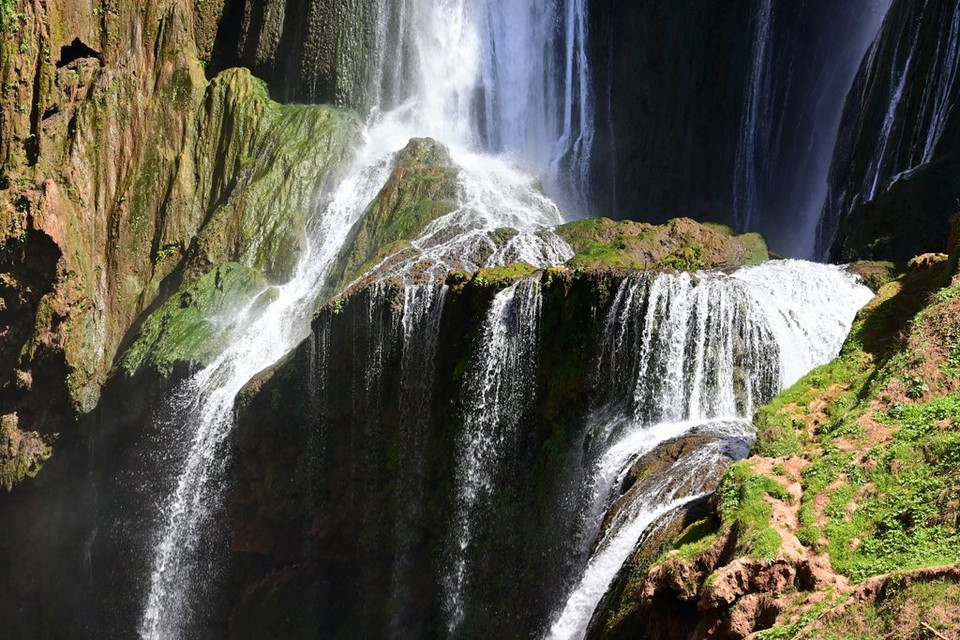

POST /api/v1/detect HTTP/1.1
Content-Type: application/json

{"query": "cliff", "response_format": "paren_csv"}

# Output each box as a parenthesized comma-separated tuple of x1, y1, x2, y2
(227, 219, 769, 637)
(0, 0, 359, 491)
(819, 0, 960, 264)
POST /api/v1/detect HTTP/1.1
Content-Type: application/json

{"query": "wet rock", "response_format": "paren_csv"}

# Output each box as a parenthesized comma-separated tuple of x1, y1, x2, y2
(327, 137, 460, 292)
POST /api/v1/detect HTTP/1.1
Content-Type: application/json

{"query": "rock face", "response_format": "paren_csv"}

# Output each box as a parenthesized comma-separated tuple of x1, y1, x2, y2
(326, 137, 460, 292)
(590, 1, 882, 254)
(229, 269, 617, 638)
(228, 222, 769, 638)
(0, 0, 361, 634)
(0, 0, 359, 489)
(210, 0, 379, 108)
(818, 0, 960, 263)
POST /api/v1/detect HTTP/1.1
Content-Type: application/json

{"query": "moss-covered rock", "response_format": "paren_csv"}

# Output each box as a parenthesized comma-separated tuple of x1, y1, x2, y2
(0, 0, 360, 445)
(326, 137, 460, 292)
(0, 413, 51, 490)
(557, 217, 769, 271)
(120, 263, 267, 377)
(847, 260, 898, 292)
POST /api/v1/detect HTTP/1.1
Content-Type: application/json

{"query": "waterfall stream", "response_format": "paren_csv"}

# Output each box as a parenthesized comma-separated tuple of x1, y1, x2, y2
(136, 1, 881, 637)
(139, 1, 589, 636)
(546, 260, 874, 639)
(444, 278, 544, 633)
(733, 0, 892, 257)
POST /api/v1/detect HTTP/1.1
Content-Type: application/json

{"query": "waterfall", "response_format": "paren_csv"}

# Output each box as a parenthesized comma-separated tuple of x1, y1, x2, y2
(733, 0, 892, 257)
(373, 0, 596, 214)
(546, 260, 874, 639)
(138, 1, 588, 635)
(138, 135, 401, 639)
(816, 0, 960, 258)
(444, 278, 543, 633)
(390, 284, 448, 633)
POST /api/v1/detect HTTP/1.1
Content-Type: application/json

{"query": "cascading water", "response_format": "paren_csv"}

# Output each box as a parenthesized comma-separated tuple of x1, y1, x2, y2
(733, 0, 892, 258)
(816, 0, 960, 257)
(137, 2, 880, 637)
(373, 0, 596, 215)
(390, 283, 449, 633)
(139, 133, 404, 639)
(546, 260, 874, 639)
(139, 1, 587, 636)
(444, 278, 543, 633)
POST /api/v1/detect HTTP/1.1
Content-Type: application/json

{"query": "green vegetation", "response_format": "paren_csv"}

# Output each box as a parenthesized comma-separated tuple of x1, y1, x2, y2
(752, 260, 960, 580)
(639, 253, 960, 637)
(715, 461, 792, 560)
(811, 578, 960, 640)
(0, 414, 52, 491)
(671, 518, 721, 561)
(120, 263, 266, 377)
(556, 216, 769, 272)
(471, 262, 539, 290)
(326, 137, 459, 290)
(819, 394, 960, 581)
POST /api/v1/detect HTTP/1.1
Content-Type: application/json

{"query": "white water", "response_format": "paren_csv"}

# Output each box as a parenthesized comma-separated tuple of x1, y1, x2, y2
(390, 284, 449, 633)
(545, 260, 873, 639)
(374, 0, 595, 215)
(444, 278, 543, 633)
(139, 147, 390, 637)
(139, 0, 589, 636)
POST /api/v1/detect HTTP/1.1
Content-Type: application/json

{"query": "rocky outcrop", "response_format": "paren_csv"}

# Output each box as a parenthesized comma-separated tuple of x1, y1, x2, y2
(326, 137, 460, 292)
(558, 217, 768, 271)
(0, 0, 359, 491)
(210, 0, 379, 107)
(818, 0, 960, 263)
(229, 267, 618, 638)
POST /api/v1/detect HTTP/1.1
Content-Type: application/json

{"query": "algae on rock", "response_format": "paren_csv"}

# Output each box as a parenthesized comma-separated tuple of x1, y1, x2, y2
(325, 136, 460, 292)
(557, 216, 769, 271)
(120, 263, 267, 378)
(0, 0, 360, 492)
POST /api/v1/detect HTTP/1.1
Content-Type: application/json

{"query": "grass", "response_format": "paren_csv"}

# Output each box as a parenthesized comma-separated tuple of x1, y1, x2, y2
(812, 578, 960, 639)
(716, 461, 792, 560)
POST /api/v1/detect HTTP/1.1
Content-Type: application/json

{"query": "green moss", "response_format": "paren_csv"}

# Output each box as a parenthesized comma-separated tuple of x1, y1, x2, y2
(748, 261, 960, 584)
(326, 137, 459, 291)
(672, 518, 721, 561)
(739, 232, 770, 265)
(848, 261, 898, 292)
(120, 263, 266, 377)
(715, 461, 790, 559)
(471, 262, 540, 290)
(808, 578, 960, 639)
(820, 394, 960, 581)
(557, 216, 769, 271)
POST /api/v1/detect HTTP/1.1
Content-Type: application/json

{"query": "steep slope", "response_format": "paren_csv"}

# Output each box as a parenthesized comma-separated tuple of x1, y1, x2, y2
(600, 215, 960, 639)
(0, 0, 359, 491)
